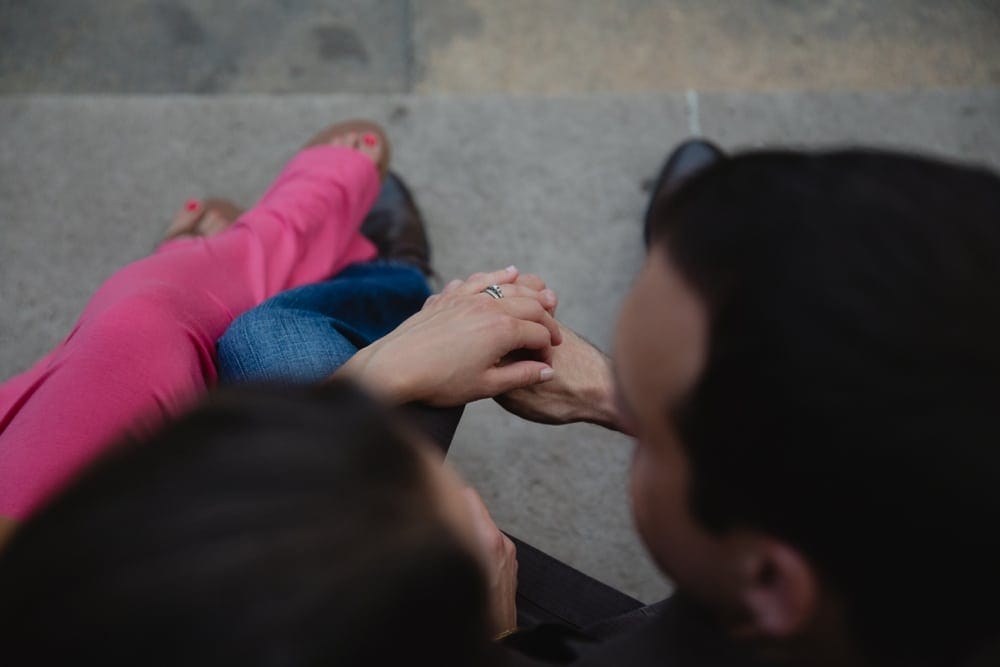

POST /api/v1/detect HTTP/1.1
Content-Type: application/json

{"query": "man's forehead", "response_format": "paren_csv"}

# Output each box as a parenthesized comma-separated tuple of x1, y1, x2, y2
(615, 249, 708, 418)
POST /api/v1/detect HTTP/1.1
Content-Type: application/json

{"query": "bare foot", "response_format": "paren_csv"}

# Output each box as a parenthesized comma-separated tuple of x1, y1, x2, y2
(326, 131, 385, 171)
(303, 119, 391, 179)
(162, 198, 244, 242)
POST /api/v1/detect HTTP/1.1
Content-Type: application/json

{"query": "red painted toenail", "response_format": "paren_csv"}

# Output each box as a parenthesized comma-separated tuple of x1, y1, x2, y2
(362, 133, 378, 147)
(185, 199, 200, 212)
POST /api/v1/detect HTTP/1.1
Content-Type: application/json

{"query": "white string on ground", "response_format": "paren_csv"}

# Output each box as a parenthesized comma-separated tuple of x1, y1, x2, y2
(685, 89, 702, 137)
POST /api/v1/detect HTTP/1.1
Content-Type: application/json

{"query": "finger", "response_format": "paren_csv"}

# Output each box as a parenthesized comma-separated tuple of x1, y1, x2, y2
(456, 266, 519, 295)
(483, 284, 558, 312)
(496, 297, 563, 345)
(463, 487, 495, 523)
(442, 279, 463, 295)
(483, 318, 556, 369)
(484, 361, 555, 395)
(514, 274, 558, 313)
(463, 489, 501, 546)
(501, 320, 558, 359)
(501, 533, 517, 559)
(514, 273, 546, 291)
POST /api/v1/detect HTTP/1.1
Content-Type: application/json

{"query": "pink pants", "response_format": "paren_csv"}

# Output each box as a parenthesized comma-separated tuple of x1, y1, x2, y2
(0, 146, 379, 520)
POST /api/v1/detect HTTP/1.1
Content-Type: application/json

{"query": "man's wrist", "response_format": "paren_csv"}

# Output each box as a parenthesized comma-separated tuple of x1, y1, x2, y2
(571, 353, 624, 432)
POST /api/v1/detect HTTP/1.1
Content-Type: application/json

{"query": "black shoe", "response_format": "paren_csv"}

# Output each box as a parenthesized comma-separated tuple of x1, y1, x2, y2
(643, 138, 726, 246)
(361, 171, 432, 277)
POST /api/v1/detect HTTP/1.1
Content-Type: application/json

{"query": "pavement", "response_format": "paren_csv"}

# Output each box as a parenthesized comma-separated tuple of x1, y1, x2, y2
(2, 1, 999, 602)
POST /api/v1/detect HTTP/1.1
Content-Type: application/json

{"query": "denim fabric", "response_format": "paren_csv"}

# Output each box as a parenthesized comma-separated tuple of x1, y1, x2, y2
(216, 261, 430, 384)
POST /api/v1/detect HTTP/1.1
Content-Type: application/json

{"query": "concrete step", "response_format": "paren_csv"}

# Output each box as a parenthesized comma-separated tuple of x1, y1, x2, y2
(2, 88, 998, 600)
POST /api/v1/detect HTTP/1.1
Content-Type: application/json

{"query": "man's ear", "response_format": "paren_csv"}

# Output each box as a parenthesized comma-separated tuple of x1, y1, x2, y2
(729, 537, 819, 639)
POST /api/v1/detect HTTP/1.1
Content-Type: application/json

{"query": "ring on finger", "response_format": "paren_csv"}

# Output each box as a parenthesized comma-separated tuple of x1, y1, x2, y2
(482, 284, 504, 300)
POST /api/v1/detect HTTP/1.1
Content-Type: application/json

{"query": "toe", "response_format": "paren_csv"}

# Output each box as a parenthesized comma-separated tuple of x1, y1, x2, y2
(357, 133, 384, 167)
(163, 199, 205, 240)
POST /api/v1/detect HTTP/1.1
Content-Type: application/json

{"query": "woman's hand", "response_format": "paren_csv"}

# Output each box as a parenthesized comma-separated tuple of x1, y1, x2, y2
(428, 269, 558, 316)
(338, 267, 563, 407)
(463, 487, 518, 639)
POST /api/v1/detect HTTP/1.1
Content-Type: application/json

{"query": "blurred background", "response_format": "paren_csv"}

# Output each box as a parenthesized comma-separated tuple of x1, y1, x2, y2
(2, 1, 999, 602)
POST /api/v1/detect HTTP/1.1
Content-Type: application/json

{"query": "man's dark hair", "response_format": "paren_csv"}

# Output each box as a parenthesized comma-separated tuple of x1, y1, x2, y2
(647, 150, 1000, 666)
(0, 381, 494, 666)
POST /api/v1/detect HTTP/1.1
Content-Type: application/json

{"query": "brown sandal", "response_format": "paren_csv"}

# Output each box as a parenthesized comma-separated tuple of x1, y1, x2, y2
(303, 119, 391, 180)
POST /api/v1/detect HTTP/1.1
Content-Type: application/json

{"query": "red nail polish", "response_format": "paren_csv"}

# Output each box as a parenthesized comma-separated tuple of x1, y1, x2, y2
(185, 199, 200, 212)
(362, 133, 378, 147)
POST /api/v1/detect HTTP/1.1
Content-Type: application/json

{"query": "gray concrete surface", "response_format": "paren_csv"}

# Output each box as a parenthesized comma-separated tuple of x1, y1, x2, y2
(3, 0, 999, 93)
(0, 0, 412, 93)
(413, 0, 1000, 93)
(2, 90, 999, 600)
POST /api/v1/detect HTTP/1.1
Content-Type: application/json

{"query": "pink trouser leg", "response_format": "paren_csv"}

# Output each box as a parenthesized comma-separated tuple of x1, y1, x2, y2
(0, 146, 378, 519)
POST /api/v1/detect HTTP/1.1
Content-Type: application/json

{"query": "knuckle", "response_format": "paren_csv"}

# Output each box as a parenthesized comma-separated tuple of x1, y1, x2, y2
(472, 297, 494, 314)
(498, 316, 519, 336)
(521, 273, 544, 287)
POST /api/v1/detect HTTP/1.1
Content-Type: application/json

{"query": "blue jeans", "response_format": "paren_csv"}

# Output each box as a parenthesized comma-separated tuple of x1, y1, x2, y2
(217, 261, 431, 385)
(217, 260, 465, 450)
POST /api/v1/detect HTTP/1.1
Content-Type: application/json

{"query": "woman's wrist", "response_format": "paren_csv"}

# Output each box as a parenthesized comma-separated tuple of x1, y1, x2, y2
(333, 344, 415, 405)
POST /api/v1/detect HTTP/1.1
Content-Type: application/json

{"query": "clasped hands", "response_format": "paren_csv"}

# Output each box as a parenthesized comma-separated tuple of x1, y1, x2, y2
(338, 266, 624, 432)
(336, 266, 629, 638)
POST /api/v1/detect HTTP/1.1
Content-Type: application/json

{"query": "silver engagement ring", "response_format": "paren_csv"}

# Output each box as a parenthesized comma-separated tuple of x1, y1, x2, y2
(482, 284, 504, 300)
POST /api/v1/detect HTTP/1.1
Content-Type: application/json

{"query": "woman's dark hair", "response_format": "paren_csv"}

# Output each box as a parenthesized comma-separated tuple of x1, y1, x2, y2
(647, 150, 1000, 666)
(0, 381, 494, 666)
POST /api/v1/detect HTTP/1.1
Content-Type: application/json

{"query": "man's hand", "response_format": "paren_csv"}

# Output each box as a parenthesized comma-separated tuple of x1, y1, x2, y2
(495, 323, 631, 433)
(463, 488, 518, 638)
(337, 267, 562, 407)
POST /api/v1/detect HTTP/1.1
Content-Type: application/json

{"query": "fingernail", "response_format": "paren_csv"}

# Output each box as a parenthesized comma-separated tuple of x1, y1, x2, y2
(543, 289, 556, 304)
(540, 367, 555, 381)
(184, 199, 200, 212)
(362, 133, 378, 147)
(505, 265, 517, 275)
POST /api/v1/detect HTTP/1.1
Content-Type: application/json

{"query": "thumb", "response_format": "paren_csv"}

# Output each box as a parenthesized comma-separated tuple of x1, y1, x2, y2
(485, 361, 554, 395)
